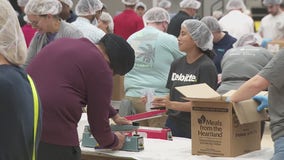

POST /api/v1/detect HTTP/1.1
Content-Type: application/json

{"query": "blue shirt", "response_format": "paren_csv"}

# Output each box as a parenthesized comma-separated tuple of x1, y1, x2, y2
(213, 32, 237, 73)
(125, 26, 184, 97)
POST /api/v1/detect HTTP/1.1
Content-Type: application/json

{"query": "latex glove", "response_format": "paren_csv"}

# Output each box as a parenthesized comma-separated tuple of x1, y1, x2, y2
(252, 95, 268, 112)
(225, 97, 231, 102)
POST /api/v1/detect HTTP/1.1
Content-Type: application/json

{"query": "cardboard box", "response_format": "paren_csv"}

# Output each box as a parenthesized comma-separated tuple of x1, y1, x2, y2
(112, 75, 125, 101)
(175, 83, 268, 157)
(267, 40, 284, 54)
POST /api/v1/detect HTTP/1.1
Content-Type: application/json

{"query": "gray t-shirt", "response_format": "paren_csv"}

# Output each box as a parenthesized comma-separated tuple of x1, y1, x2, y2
(217, 45, 273, 94)
(259, 49, 284, 141)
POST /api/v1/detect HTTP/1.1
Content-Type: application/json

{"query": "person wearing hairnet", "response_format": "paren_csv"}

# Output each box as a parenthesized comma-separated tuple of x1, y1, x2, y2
(219, 0, 254, 39)
(17, 0, 37, 47)
(217, 33, 272, 139)
(124, 7, 184, 127)
(152, 20, 218, 138)
(114, 0, 144, 39)
(58, 0, 77, 23)
(227, 41, 284, 160)
(22, 0, 83, 69)
(17, 0, 28, 26)
(72, 0, 105, 43)
(158, 0, 172, 11)
(201, 16, 236, 75)
(26, 34, 135, 160)
(259, 0, 284, 40)
(0, 1, 42, 160)
(135, 2, 147, 17)
(98, 11, 114, 33)
(167, 0, 201, 37)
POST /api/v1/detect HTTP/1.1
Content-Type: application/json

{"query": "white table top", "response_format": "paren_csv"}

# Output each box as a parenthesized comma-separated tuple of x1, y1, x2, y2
(78, 113, 273, 160)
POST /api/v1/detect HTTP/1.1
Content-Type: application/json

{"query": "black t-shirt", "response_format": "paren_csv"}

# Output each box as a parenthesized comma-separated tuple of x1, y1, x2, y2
(167, 11, 195, 37)
(0, 65, 41, 160)
(166, 55, 217, 134)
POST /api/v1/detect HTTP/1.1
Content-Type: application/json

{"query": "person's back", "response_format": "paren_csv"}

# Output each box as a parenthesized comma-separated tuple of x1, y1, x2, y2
(0, 1, 42, 159)
(27, 38, 112, 147)
(217, 34, 273, 94)
(167, 0, 201, 37)
(0, 66, 41, 160)
(72, 0, 105, 43)
(219, 0, 254, 39)
(124, 7, 184, 127)
(114, 0, 144, 39)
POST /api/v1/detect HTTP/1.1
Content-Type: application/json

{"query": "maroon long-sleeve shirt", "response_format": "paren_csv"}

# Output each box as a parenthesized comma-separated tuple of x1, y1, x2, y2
(26, 38, 118, 148)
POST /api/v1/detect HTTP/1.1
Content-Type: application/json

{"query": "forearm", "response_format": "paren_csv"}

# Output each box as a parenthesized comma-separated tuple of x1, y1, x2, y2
(230, 75, 269, 102)
(168, 101, 192, 112)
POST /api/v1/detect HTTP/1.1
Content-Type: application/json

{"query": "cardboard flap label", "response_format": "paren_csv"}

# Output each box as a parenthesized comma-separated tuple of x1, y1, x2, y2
(232, 100, 267, 124)
(175, 83, 221, 100)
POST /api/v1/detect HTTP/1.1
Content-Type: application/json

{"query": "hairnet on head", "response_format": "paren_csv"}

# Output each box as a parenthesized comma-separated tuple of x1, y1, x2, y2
(200, 16, 222, 32)
(17, 0, 29, 7)
(100, 12, 114, 33)
(59, 0, 73, 8)
(135, 2, 147, 10)
(158, 0, 172, 9)
(263, 0, 283, 6)
(25, 0, 62, 15)
(226, 0, 246, 11)
(75, 0, 103, 16)
(181, 19, 213, 51)
(99, 34, 135, 75)
(0, 0, 27, 66)
(121, 0, 139, 5)
(234, 33, 263, 47)
(179, 0, 201, 9)
(143, 7, 170, 23)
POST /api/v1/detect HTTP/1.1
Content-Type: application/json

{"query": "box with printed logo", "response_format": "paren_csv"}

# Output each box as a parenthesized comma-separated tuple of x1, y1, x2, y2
(175, 83, 268, 157)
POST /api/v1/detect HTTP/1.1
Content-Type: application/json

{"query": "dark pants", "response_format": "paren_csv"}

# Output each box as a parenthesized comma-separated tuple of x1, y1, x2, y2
(38, 141, 81, 160)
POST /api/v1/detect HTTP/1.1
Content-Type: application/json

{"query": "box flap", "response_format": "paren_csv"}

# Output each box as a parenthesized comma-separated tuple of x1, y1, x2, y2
(175, 83, 221, 100)
(232, 100, 267, 124)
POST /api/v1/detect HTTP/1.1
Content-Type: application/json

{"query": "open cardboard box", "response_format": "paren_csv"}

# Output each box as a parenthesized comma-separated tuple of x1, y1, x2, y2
(175, 83, 268, 157)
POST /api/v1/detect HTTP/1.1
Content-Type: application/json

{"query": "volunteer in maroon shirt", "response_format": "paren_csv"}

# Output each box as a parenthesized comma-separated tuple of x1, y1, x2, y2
(26, 34, 135, 160)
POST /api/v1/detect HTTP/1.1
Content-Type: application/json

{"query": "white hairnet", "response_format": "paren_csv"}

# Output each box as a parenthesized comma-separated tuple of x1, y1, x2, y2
(143, 7, 170, 23)
(200, 16, 222, 32)
(100, 12, 114, 33)
(25, 0, 62, 15)
(59, 0, 73, 8)
(263, 0, 283, 6)
(212, 10, 223, 19)
(181, 19, 213, 51)
(121, 0, 139, 5)
(17, 0, 29, 7)
(0, 0, 27, 65)
(226, 0, 246, 11)
(75, 0, 103, 16)
(179, 0, 201, 9)
(135, 2, 147, 10)
(234, 33, 262, 47)
(158, 0, 172, 9)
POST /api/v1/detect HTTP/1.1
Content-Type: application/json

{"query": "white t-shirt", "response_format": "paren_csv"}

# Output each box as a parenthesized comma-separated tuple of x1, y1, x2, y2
(219, 10, 254, 39)
(259, 12, 284, 40)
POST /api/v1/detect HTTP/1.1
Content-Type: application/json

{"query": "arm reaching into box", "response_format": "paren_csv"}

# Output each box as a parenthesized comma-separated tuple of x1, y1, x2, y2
(253, 95, 268, 112)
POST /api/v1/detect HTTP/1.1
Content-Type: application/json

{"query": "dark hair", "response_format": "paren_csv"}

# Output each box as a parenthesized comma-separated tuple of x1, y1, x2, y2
(200, 48, 216, 60)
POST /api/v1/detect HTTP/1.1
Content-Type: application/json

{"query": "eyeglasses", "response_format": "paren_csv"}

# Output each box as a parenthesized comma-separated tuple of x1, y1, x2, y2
(29, 15, 47, 27)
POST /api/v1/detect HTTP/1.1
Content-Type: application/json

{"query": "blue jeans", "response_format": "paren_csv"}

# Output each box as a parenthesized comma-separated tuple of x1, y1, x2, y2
(272, 137, 284, 160)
